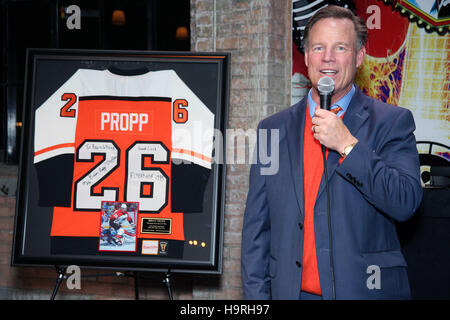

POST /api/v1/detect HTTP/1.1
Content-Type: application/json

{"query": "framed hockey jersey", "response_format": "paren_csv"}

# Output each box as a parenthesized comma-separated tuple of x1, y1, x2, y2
(12, 49, 229, 274)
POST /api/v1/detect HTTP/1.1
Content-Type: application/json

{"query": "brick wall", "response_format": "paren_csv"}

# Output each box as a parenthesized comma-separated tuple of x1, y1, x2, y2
(190, 0, 291, 299)
(0, 0, 291, 300)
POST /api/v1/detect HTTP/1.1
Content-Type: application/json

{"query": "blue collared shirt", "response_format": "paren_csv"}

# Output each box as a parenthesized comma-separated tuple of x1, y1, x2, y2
(308, 85, 355, 119)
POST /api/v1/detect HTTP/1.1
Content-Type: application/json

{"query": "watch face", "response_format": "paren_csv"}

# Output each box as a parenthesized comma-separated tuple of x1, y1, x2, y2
(344, 144, 354, 156)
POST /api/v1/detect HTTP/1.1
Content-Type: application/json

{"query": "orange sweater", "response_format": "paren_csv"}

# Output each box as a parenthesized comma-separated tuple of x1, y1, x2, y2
(301, 106, 324, 295)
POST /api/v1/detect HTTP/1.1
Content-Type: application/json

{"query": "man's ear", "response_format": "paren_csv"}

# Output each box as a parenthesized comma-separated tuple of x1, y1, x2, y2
(356, 46, 366, 68)
(304, 49, 309, 67)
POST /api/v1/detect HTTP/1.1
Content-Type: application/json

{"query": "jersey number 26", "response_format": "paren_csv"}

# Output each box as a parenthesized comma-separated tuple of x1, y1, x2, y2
(73, 140, 169, 213)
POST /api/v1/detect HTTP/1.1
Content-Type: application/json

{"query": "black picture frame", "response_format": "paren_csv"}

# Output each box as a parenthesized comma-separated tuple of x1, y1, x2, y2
(12, 48, 229, 274)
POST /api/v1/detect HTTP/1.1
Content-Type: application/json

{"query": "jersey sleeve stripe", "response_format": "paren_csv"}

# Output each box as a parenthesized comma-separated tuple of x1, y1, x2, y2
(172, 148, 212, 163)
(35, 142, 76, 156)
(34, 143, 76, 163)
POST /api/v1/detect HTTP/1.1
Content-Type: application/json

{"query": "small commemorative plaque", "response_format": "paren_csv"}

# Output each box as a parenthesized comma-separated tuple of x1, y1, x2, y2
(140, 217, 172, 235)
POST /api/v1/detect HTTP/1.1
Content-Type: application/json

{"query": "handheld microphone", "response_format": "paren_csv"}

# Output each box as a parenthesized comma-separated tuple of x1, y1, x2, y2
(318, 76, 334, 111)
(317, 76, 335, 151)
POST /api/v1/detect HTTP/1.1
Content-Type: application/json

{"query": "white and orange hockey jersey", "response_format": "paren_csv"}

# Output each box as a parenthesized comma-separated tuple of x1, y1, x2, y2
(33, 69, 214, 243)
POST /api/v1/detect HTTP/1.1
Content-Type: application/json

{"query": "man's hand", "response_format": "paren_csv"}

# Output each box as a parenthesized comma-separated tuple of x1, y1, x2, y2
(311, 106, 358, 155)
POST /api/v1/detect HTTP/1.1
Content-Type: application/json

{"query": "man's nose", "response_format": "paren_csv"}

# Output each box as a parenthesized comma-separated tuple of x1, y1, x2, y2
(322, 47, 336, 62)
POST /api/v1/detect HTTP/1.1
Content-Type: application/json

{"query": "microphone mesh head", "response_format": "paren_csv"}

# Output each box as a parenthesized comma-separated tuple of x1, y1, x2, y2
(318, 76, 335, 94)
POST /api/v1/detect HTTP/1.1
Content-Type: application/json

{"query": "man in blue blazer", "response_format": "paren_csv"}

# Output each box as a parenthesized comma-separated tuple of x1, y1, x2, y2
(241, 6, 422, 300)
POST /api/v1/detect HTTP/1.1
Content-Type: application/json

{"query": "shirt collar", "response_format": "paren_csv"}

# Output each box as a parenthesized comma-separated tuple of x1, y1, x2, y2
(307, 84, 355, 118)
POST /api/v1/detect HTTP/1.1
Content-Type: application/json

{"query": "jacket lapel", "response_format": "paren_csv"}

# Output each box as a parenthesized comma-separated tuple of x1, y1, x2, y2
(342, 87, 370, 140)
(316, 87, 370, 199)
(286, 98, 307, 218)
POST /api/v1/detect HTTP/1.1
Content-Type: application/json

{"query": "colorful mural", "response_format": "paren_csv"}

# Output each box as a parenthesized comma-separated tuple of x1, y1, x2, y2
(291, 0, 449, 168)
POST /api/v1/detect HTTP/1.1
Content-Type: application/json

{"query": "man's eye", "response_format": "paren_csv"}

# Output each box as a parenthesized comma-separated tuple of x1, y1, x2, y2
(336, 46, 346, 51)
(313, 46, 323, 52)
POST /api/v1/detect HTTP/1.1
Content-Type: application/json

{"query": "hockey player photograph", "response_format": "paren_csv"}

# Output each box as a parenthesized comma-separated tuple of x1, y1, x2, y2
(99, 201, 137, 252)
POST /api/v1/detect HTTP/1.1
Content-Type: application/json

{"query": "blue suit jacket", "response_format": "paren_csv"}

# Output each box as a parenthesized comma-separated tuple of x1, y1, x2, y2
(241, 87, 423, 300)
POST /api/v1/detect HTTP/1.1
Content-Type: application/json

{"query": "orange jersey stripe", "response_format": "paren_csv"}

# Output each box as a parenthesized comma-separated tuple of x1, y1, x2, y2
(34, 142, 75, 156)
(172, 148, 212, 163)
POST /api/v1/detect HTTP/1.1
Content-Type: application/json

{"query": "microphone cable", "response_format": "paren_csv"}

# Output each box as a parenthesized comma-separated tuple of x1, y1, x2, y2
(321, 144, 336, 300)
(318, 76, 336, 300)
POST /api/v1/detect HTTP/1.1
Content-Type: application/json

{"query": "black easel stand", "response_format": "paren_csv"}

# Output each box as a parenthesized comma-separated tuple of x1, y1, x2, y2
(50, 266, 174, 300)
(51, 265, 67, 300)
(132, 269, 173, 300)
(162, 269, 173, 300)
(134, 271, 140, 300)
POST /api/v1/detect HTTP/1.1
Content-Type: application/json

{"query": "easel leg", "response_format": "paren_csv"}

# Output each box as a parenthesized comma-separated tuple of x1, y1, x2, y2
(162, 270, 173, 300)
(50, 265, 67, 300)
(134, 271, 139, 300)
